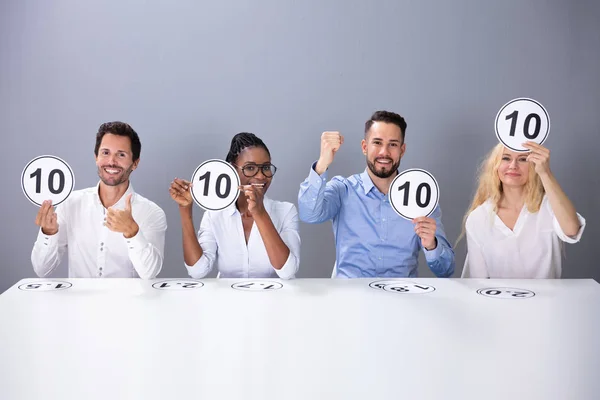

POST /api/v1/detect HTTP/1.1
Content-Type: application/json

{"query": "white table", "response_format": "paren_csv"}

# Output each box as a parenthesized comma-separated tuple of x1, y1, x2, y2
(1, 278, 599, 400)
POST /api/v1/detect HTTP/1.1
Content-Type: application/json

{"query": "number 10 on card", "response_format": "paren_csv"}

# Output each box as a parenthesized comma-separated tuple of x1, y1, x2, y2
(21, 155, 75, 207)
(495, 98, 550, 152)
(389, 168, 440, 220)
(190, 159, 241, 211)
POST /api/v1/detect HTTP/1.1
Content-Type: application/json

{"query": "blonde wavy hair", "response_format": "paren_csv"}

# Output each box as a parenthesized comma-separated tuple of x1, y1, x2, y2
(456, 143, 545, 244)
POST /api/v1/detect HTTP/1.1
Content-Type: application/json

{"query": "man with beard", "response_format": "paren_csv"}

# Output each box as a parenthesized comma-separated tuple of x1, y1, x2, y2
(31, 122, 167, 279)
(298, 111, 454, 278)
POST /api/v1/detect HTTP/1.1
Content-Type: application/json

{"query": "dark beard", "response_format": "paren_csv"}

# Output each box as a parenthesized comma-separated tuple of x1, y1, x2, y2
(98, 164, 134, 186)
(366, 158, 399, 179)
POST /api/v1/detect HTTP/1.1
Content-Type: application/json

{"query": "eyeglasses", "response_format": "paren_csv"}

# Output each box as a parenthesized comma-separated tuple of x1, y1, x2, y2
(233, 163, 278, 178)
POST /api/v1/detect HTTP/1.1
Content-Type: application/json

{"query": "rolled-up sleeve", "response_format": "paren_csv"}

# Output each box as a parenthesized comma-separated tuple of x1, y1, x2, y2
(185, 211, 217, 279)
(273, 204, 301, 279)
(549, 199, 586, 243)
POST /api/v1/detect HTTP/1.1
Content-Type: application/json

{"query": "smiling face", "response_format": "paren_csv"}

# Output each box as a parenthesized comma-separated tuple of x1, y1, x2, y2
(362, 121, 406, 179)
(95, 133, 139, 187)
(234, 146, 274, 194)
(497, 148, 530, 188)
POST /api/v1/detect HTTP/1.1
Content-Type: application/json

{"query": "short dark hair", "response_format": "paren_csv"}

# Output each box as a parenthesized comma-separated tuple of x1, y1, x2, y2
(94, 121, 141, 162)
(225, 132, 271, 163)
(364, 111, 407, 141)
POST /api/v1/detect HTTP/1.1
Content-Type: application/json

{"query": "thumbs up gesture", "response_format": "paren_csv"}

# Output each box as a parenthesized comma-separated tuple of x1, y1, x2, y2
(106, 193, 139, 238)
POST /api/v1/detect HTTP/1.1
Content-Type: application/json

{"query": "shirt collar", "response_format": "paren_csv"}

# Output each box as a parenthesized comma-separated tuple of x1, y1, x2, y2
(94, 181, 135, 209)
(360, 169, 376, 195)
(360, 168, 402, 197)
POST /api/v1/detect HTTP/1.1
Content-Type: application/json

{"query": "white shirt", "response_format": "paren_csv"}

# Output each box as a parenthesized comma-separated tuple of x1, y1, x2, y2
(185, 197, 300, 279)
(462, 195, 586, 278)
(31, 182, 167, 279)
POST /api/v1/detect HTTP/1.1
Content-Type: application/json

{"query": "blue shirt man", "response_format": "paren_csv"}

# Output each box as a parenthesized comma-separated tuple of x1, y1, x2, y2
(298, 111, 455, 278)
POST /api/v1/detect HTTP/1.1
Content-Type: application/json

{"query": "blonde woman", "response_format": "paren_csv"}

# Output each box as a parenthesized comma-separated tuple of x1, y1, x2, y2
(460, 141, 585, 278)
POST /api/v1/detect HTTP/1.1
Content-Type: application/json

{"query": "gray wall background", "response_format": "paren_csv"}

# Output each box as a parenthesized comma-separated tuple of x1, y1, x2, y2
(1, 0, 598, 292)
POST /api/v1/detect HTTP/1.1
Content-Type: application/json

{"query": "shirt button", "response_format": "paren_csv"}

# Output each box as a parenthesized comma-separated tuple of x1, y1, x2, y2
(100, 242, 104, 246)
(100, 248, 103, 251)
(98, 272, 103, 277)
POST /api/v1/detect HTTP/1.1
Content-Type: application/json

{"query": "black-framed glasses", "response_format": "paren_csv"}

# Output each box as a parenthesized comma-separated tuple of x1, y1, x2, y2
(233, 163, 277, 178)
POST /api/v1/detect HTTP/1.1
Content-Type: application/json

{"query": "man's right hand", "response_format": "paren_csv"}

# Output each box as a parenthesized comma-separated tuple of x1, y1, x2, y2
(315, 131, 344, 175)
(169, 178, 193, 208)
(35, 200, 58, 235)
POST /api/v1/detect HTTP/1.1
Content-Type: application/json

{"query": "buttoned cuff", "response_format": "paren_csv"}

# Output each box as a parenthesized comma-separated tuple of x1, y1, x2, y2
(124, 230, 149, 251)
(423, 237, 443, 261)
(309, 161, 328, 188)
(36, 228, 60, 248)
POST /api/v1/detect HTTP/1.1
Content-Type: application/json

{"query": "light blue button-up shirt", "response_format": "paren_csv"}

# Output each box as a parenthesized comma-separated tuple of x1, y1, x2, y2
(298, 164, 455, 278)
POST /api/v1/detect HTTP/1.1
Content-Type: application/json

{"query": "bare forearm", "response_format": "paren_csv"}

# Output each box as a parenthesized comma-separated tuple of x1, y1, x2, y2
(179, 206, 203, 266)
(253, 212, 290, 270)
(315, 159, 329, 175)
(539, 171, 581, 236)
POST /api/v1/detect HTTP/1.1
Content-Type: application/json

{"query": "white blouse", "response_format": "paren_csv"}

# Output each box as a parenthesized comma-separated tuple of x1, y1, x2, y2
(462, 195, 586, 278)
(185, 197, 300, 279)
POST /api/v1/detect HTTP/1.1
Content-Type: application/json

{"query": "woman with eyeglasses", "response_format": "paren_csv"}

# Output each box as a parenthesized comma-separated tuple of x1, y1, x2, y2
(169, 132, 300, 279)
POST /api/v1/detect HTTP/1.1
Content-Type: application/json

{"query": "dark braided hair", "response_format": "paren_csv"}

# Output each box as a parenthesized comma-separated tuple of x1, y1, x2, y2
(225, 132, 271, 163)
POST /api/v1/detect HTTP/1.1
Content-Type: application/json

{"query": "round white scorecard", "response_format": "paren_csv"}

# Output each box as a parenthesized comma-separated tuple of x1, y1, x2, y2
(389, 168, 439, 220)
(495, 98, 550, 152)
(152, 280, 204, 290)
(21, 155, 75, 207)
(190, 159, 241, 211)
(231, 281, 283, 291)
(477, 287, 536, 299)
(18, 281, 72, 291)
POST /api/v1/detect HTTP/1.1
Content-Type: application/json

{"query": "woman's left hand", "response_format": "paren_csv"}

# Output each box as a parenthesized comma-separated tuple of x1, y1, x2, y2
(240, 184, 266, 218)
(523, 141, 551, 176)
